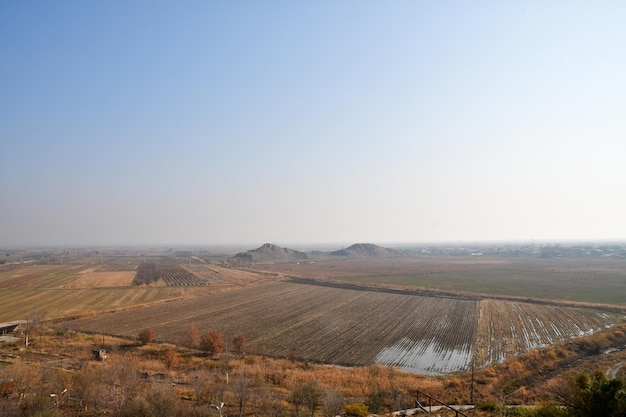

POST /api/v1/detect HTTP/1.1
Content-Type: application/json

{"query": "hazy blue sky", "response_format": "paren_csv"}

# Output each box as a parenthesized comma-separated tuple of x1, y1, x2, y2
(1, 1, 625, 247)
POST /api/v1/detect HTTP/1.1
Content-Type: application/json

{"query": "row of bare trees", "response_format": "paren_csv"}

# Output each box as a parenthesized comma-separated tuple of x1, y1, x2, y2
(138, 324, 246, 357)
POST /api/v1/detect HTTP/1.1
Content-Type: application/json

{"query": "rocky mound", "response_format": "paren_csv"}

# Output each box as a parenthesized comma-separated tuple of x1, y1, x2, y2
(232, 243, 308, 263)
(329, 243, 399, 258)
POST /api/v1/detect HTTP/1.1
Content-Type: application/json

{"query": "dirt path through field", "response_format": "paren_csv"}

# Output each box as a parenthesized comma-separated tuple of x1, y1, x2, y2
(606, 361, 625, 378)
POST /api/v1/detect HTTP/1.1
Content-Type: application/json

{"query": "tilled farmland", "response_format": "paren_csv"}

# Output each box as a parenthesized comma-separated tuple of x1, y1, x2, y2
(133, 262, 207, 286)
(474, 299, 616, 366)
(71, 280, 620, 375)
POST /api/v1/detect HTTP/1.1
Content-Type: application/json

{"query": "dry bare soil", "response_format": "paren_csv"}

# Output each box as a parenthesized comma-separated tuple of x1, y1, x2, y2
(2, 254, 625, 375)
(255, 256, 626, 306)
(71, 280, 620, 375)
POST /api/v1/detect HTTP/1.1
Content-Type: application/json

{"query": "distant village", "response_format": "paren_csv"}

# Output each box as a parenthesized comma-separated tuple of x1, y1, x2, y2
(402, 242, 626, 258)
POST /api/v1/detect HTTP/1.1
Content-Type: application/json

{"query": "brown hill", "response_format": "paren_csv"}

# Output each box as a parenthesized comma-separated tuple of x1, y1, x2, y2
(232, 243, 308, 263)
(329, 243, 399, 258)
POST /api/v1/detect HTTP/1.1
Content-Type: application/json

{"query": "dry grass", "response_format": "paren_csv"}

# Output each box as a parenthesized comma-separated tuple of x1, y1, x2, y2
(3, 323, 626, 416)
(0, 287, 208, 322)
(62, 271, 136, 288)
(1, 328, 445, 410)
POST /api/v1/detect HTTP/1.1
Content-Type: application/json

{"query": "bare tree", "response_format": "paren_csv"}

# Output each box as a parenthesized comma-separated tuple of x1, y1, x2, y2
(3, 361, 41, 404)
(252, 388, 284, 417)
(24, 309, 47, 346)
(390, 387, 412, 412)
(110, 358, 144, 415)
(232, 333, 246, 355)
(291, 381, 306, 417)
(138, 327, 156, 345)
(146, 383, 177, 417)
(115, 396, 151, 417)
(288, 344, 299, 362)
(201, 329, 225, 356)
(71, 365, 100, 413)
(323, 388, 344, 417)
(232, 371, 250, 417)
(180, 323, 201, 351)
(191, 369, 214, 405)
(303, 380, 323, 417)
(162, 345, 179, 369)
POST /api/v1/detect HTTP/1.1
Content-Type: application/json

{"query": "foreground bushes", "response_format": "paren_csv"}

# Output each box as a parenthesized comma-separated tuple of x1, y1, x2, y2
(343, 403, 369, 417)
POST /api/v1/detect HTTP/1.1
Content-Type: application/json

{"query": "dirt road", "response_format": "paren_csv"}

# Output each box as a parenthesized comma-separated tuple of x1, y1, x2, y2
(606, 361, 625, 378)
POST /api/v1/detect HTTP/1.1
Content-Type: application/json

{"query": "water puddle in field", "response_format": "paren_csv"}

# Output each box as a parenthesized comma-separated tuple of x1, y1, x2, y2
(375, 338, 473, 375)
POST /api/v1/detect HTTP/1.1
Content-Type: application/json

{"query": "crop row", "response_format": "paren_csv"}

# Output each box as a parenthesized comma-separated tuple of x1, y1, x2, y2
(474, 299, 616, 366)
(157, 265, 206, 286)
(71, 281, 620, 375)
(133, 263, 159, 285)
(0, 264, 84, 289)
(132, 263, 206, 286)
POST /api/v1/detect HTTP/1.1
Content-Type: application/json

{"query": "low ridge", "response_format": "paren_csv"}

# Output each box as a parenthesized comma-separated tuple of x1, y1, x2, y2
(330, 243, 399, 258)
(232, 243, 308, 263)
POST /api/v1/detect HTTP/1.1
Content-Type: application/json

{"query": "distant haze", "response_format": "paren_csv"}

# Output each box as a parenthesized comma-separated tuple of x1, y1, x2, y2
(1, 2, 625, 247)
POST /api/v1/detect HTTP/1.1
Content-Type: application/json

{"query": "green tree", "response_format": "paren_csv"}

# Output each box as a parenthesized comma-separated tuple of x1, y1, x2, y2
(344, 403, 369, 417)
(554, 370, 626, 417)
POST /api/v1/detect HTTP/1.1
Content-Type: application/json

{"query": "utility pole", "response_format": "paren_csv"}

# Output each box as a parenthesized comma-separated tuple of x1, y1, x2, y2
(470, 361, 475, 405)
(225, 339, 229, 384)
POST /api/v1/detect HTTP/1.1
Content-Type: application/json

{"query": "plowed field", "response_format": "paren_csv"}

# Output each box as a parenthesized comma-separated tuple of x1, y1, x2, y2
(474, 299, 615, 365)
(71, 280, 620, 375)
(62, 271, 136, 288)
(0, 287, 197, 321)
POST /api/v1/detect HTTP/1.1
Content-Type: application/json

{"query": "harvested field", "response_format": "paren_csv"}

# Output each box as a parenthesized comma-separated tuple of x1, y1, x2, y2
(256, 257, 626, 306)
(62, 271, 137, 288)
(0, 264, 83, 289)
(474, 299, 616, 365)
(0, 286, 208, 322)
(3, 255, 624, 376)
(257, 257, 511, 277)
(70, 280, 621, 375)
(184, 263, 278, 284)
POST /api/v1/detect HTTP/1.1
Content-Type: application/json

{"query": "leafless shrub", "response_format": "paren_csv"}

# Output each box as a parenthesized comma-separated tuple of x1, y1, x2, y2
(138, 327, 156, 345)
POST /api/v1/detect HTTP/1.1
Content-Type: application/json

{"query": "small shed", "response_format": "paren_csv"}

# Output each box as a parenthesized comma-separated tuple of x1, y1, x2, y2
(93, 349, 106, 361)
(0, 320, 27, 334)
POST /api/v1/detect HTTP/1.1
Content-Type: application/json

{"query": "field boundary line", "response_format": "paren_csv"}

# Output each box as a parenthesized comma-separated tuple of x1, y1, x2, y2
(287, 277, 480, 301)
